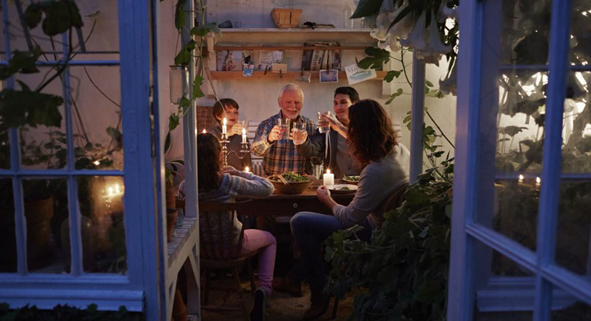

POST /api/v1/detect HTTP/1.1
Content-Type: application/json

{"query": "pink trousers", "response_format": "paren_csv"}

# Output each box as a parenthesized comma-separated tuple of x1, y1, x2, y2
(239, 229, 277, 296)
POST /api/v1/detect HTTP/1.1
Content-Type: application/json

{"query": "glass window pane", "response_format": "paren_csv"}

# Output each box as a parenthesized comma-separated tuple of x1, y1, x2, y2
(486, 179, 539, 251)
(15, 73, 67, 170)
(0, 125, 9, 169)
(69, 66, 122, 170)
(569, 0, 591, 66)
(23, 177, 70, 273)
(0, 177, 16, 273)
(551, 283, 591, 320)
(79, 176, 126, 274)
(562, 71, 591, 173)
(555, 181, 591, 275)
(498, 0, 552, 66)
(0, 2, 118, 54)
(495, 71, 547, 175)
(475, 245, 533, 320)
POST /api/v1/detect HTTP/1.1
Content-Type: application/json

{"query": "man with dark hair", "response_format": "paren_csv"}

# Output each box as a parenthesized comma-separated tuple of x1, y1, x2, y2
(293, 86, 362, 178)
(207, 98, 252, 170)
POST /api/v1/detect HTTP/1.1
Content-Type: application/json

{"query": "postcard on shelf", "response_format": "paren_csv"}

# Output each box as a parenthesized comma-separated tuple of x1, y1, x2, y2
(344, 64, 377, 85)
(216, 49, 243, 71)
(257, 50, 284, 71)
(272, 63, 288, 73)
(243, 64, 254, 77)
(319, 69, 339, 83)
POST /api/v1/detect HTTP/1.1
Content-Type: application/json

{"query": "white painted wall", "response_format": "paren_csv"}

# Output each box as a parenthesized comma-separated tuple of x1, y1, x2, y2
(172, 0, 459, 169)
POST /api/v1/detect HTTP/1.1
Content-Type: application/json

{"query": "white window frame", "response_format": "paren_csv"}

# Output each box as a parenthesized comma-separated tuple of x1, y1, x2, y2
(0, 0, 161, 318)
(448, 1, 591, 321)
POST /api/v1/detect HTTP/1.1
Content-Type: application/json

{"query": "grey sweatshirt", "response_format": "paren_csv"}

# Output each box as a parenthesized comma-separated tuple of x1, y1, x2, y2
(332, 144, 410, 229)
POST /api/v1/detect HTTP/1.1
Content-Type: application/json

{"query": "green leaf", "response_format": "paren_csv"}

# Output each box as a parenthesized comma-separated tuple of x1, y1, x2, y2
(41, 1, 84, 36)
(0, 89, 63, 128)
(169, 114, 180, 131)
(350, 0, 384, 19)
(192, 75, 205, 99)
(174, 0, 187, 30)
(179, 96, 191, 108)
(106, 126, 122, 141)
(357, 47, 391, 70)
(500, 126, 528, 137)
(0, 47, 42, 80)
(23, 3, 43, 29)
(190, 22, 221, 37)
(384, 70, 402, 83)
(385, 88, 404, 104)
(415, 280, 442, 303)
(174, 39, 196, 66)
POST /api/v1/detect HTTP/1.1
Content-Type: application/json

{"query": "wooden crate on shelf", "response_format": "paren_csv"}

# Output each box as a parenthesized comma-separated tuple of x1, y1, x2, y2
(270, 8, 302, 28)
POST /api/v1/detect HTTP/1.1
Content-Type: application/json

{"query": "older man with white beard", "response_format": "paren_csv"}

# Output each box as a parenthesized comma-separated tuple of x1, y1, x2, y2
(251, 83, 317, 175)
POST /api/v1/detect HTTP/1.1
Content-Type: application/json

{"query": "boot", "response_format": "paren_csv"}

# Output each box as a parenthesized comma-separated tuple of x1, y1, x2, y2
(303, 290, 331, 320)
(250, 288, 267, 321)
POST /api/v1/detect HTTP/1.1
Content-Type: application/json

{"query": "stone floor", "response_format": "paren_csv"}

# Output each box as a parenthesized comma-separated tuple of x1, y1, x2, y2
(198, 278, 354, 321)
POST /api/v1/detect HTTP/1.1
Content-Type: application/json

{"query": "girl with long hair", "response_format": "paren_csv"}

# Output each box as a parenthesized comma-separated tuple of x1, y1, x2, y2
(193, 133, 276, 320)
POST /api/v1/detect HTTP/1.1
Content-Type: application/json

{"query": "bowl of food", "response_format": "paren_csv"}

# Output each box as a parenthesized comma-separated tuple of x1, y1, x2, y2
(342, 175, 360, 185)
(269, 172, 312, 195)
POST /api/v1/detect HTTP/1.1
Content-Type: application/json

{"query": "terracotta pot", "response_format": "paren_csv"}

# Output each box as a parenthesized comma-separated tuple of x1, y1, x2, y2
(166, 186, 179, 209)
(167, 209, 178, 240)
(172, 289, 188, 321)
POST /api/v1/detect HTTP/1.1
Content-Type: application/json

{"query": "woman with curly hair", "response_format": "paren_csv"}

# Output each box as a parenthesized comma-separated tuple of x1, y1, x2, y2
(183, 133, 276, 320)
(290, 99, 410, 320)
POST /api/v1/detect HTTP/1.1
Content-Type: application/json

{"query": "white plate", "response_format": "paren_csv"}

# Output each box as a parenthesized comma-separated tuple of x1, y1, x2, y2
(327, 184, 358, 193)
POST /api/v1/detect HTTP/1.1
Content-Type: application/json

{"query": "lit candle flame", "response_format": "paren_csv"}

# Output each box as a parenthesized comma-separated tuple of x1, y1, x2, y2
(536, 177, 541, 185)
(93, 160, 100, 166)
(242, 128, 246, 135)
(326, 169, 331, 174)
(115, 183, 120, 194)
(518, 174, 524, 183)
(223, 118, 227, 126)
(202, 129, 206, 134)
(108, 187, 114, 196)
(244, 166, 250, 173)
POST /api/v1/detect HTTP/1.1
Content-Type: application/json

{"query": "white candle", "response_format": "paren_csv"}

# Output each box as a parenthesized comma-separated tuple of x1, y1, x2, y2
(222, 118, 227, 134)
(323, 169, 334, 187)
(242, 128, 247, 143)
(244, 166, 250, 173)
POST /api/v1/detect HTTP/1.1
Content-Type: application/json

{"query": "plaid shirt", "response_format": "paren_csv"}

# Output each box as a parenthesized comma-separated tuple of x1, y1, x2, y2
(251, 112, 317, 175)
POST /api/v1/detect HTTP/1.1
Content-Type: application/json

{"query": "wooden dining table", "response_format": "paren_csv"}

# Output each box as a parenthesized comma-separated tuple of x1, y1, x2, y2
(235, 178, 356, 217)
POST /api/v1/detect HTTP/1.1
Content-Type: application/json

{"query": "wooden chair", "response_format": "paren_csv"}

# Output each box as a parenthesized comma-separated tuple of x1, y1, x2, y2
(330, 180, 409, 319)
(198, 200, 257, 321)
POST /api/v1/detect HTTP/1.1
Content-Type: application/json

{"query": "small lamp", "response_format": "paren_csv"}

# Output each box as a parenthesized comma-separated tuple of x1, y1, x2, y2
(170, 65, 189, 105)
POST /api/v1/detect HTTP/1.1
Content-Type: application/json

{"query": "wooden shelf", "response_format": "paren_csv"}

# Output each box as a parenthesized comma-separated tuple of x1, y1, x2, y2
(218, 28, 372, 34)
(210, 70, 388, 82)
(215, 45, 368, 51)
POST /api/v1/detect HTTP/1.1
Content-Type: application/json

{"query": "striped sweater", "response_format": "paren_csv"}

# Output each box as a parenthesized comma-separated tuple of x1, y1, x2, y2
(196, 172, 274, 251)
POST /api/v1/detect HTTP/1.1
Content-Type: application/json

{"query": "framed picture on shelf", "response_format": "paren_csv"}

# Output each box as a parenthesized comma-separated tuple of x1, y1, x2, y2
(319, 69, 338, 83)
